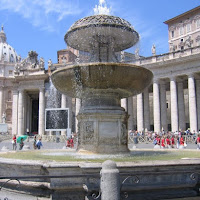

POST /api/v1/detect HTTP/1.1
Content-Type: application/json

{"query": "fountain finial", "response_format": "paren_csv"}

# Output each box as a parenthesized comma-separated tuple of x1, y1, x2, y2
(93, 0, 111, 15)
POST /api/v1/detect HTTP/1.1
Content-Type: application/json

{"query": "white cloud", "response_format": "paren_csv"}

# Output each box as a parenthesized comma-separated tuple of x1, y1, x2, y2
(0, 0, 82, 32)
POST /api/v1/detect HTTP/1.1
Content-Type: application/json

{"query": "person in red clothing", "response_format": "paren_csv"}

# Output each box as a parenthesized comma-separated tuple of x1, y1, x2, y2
(196, 134, 200, 150)
(156, 135, 161, 146)
(166, 136, 171, 148)
(179, 135, 185, 147)
(171, 135, 175, 148)
(70, 137, 74, 148)
(66, 138, 71, 148)
(12, 134, 17, 150)
(161, 136, 166, 149)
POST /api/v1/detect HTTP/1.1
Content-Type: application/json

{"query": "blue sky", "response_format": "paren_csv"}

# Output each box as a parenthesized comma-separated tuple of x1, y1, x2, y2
(0, 0, 200, 68)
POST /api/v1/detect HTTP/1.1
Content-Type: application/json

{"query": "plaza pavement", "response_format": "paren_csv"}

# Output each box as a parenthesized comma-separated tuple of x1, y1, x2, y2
(0, 137, 198, 151)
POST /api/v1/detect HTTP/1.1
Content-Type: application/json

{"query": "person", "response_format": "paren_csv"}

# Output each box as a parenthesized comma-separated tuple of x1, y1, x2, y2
(70, 137, 74, 148)
(33, 136, 37, 150)
(19, 138, 24, 150)
(196, 134, 200, 150)
(66, 138, 71, 148)
(179, 135, 185, 148)
(12, 135, 17, 150)
(36, 138, 43, 149)
(166, 136, 171, 149)
(171, 135, 175, 148)
(161, 136, 166, 149)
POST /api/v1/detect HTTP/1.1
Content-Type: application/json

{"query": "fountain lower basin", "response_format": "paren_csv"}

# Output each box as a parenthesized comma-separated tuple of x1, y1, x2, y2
(51, 62, 153, 153)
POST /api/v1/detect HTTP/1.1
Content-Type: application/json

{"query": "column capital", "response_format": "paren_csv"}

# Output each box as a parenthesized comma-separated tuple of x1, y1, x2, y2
(12, 89, 18, 95)
(188, 73, 195, 79)
(39, 87, 45, 92)
(153, 77, 160, 84)
(18, 88, 24, 93)
(169, 76, 177, 82)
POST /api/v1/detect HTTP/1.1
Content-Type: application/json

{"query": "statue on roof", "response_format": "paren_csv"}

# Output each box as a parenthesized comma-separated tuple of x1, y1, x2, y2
(135, 48, 140, 59)
(39, 57, 45, 69)
(151, 44, 156, 56)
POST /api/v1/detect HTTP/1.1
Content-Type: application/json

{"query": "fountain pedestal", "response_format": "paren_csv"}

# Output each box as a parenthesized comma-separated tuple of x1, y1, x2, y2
(77, 110, 129, 153)
(77, 92, 129, 153)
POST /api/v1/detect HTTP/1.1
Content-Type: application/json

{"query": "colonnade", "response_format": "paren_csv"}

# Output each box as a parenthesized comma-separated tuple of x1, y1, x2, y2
(121, 74, 200, 133)
(12, 87, 45, 136)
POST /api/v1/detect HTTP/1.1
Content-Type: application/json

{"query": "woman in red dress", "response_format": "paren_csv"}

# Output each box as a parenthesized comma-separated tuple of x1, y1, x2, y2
(180, 135, 184, 147)
(166, 136, 171, 148)
(171, 135, 175, 148)
(161, 136, 166, 148)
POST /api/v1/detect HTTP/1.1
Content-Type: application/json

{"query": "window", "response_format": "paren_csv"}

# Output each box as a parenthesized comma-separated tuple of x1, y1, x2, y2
(171, 31, 174, 38)
(196, 19, 200, 28)
(9, 70, 13, 75)
(8, 91, 12, 100)
(179, 27, 184, 35)
(186, 24, 191, 33)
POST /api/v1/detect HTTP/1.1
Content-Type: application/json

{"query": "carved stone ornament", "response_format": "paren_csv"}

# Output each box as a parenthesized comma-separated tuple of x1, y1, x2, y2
(196, 35, 200, 42)
(83, 121, 94, 142)
(121, 123, 127, 145)
(184, 36, 193, 48)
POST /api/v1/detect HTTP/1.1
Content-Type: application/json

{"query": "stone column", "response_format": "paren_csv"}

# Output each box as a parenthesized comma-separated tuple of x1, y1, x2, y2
(61, 94, 67, 136)
(75, 98, 81, 133)
(177, 80, 186, 131)
(68, 96, 73, 130)
(100, 160, 120, 200)
(18, 89, 24, 135)
(143, 88, 150, 132)
(160, 82, 167, 132)
(132, 96, 137, 130)
(137, 93, 143, 132)
(23, 93, 27, 133)
(170, 77, 179, 132)
(153, 79, 161, 133)
(121, 98, 127, 111)
(12, 89, 18, 135)
(196, 79, 200, 131)
(29, 99, 32, 133)
(26, 96, 30, 133)
(38, 87, 45, 135)
(128, 97, 133, 130)
(188, 74, 197, 133)
(0, 87, 3, 123)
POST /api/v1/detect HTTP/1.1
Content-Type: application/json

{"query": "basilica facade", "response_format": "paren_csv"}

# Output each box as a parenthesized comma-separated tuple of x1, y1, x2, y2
(0, 6, 200, 136)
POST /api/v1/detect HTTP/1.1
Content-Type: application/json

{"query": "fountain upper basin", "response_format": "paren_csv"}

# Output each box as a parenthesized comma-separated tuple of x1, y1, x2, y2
(51, 62, 153, 99)
(65, 15, 139, 52)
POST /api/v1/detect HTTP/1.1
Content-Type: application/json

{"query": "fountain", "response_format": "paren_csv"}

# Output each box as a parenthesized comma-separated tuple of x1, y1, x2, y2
(51, 7, 153, 154)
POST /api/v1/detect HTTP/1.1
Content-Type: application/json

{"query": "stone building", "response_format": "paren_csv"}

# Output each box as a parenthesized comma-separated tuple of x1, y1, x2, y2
(1, 6, 200, 136)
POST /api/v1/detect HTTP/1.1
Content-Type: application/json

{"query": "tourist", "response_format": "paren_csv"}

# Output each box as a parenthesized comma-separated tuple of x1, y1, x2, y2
(171, 135, 175, 148)
(166, 136, 171, 149)
(179, 135, 185, 148)
(196, 134, 200, 150)
(19, 138, 24, 150)
(12, 134, 17, 150)
(161, 136, 166, 149)
(66, 138, 71, 148)
(36, 138, 43, 149)
(33, 136, 37, 150)
(70, 137, 74, 148)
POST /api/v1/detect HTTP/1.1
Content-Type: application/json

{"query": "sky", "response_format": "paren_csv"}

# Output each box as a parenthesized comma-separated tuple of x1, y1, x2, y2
(0, 0, 200, 68)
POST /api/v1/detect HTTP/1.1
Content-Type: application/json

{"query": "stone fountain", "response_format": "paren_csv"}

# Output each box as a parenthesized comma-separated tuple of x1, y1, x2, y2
(51, 14, 153, 153)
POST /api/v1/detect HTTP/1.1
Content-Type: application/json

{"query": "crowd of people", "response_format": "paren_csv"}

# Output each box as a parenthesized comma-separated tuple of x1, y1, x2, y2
(129, 129, 200, 149)
(11, 133, 76, 151)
